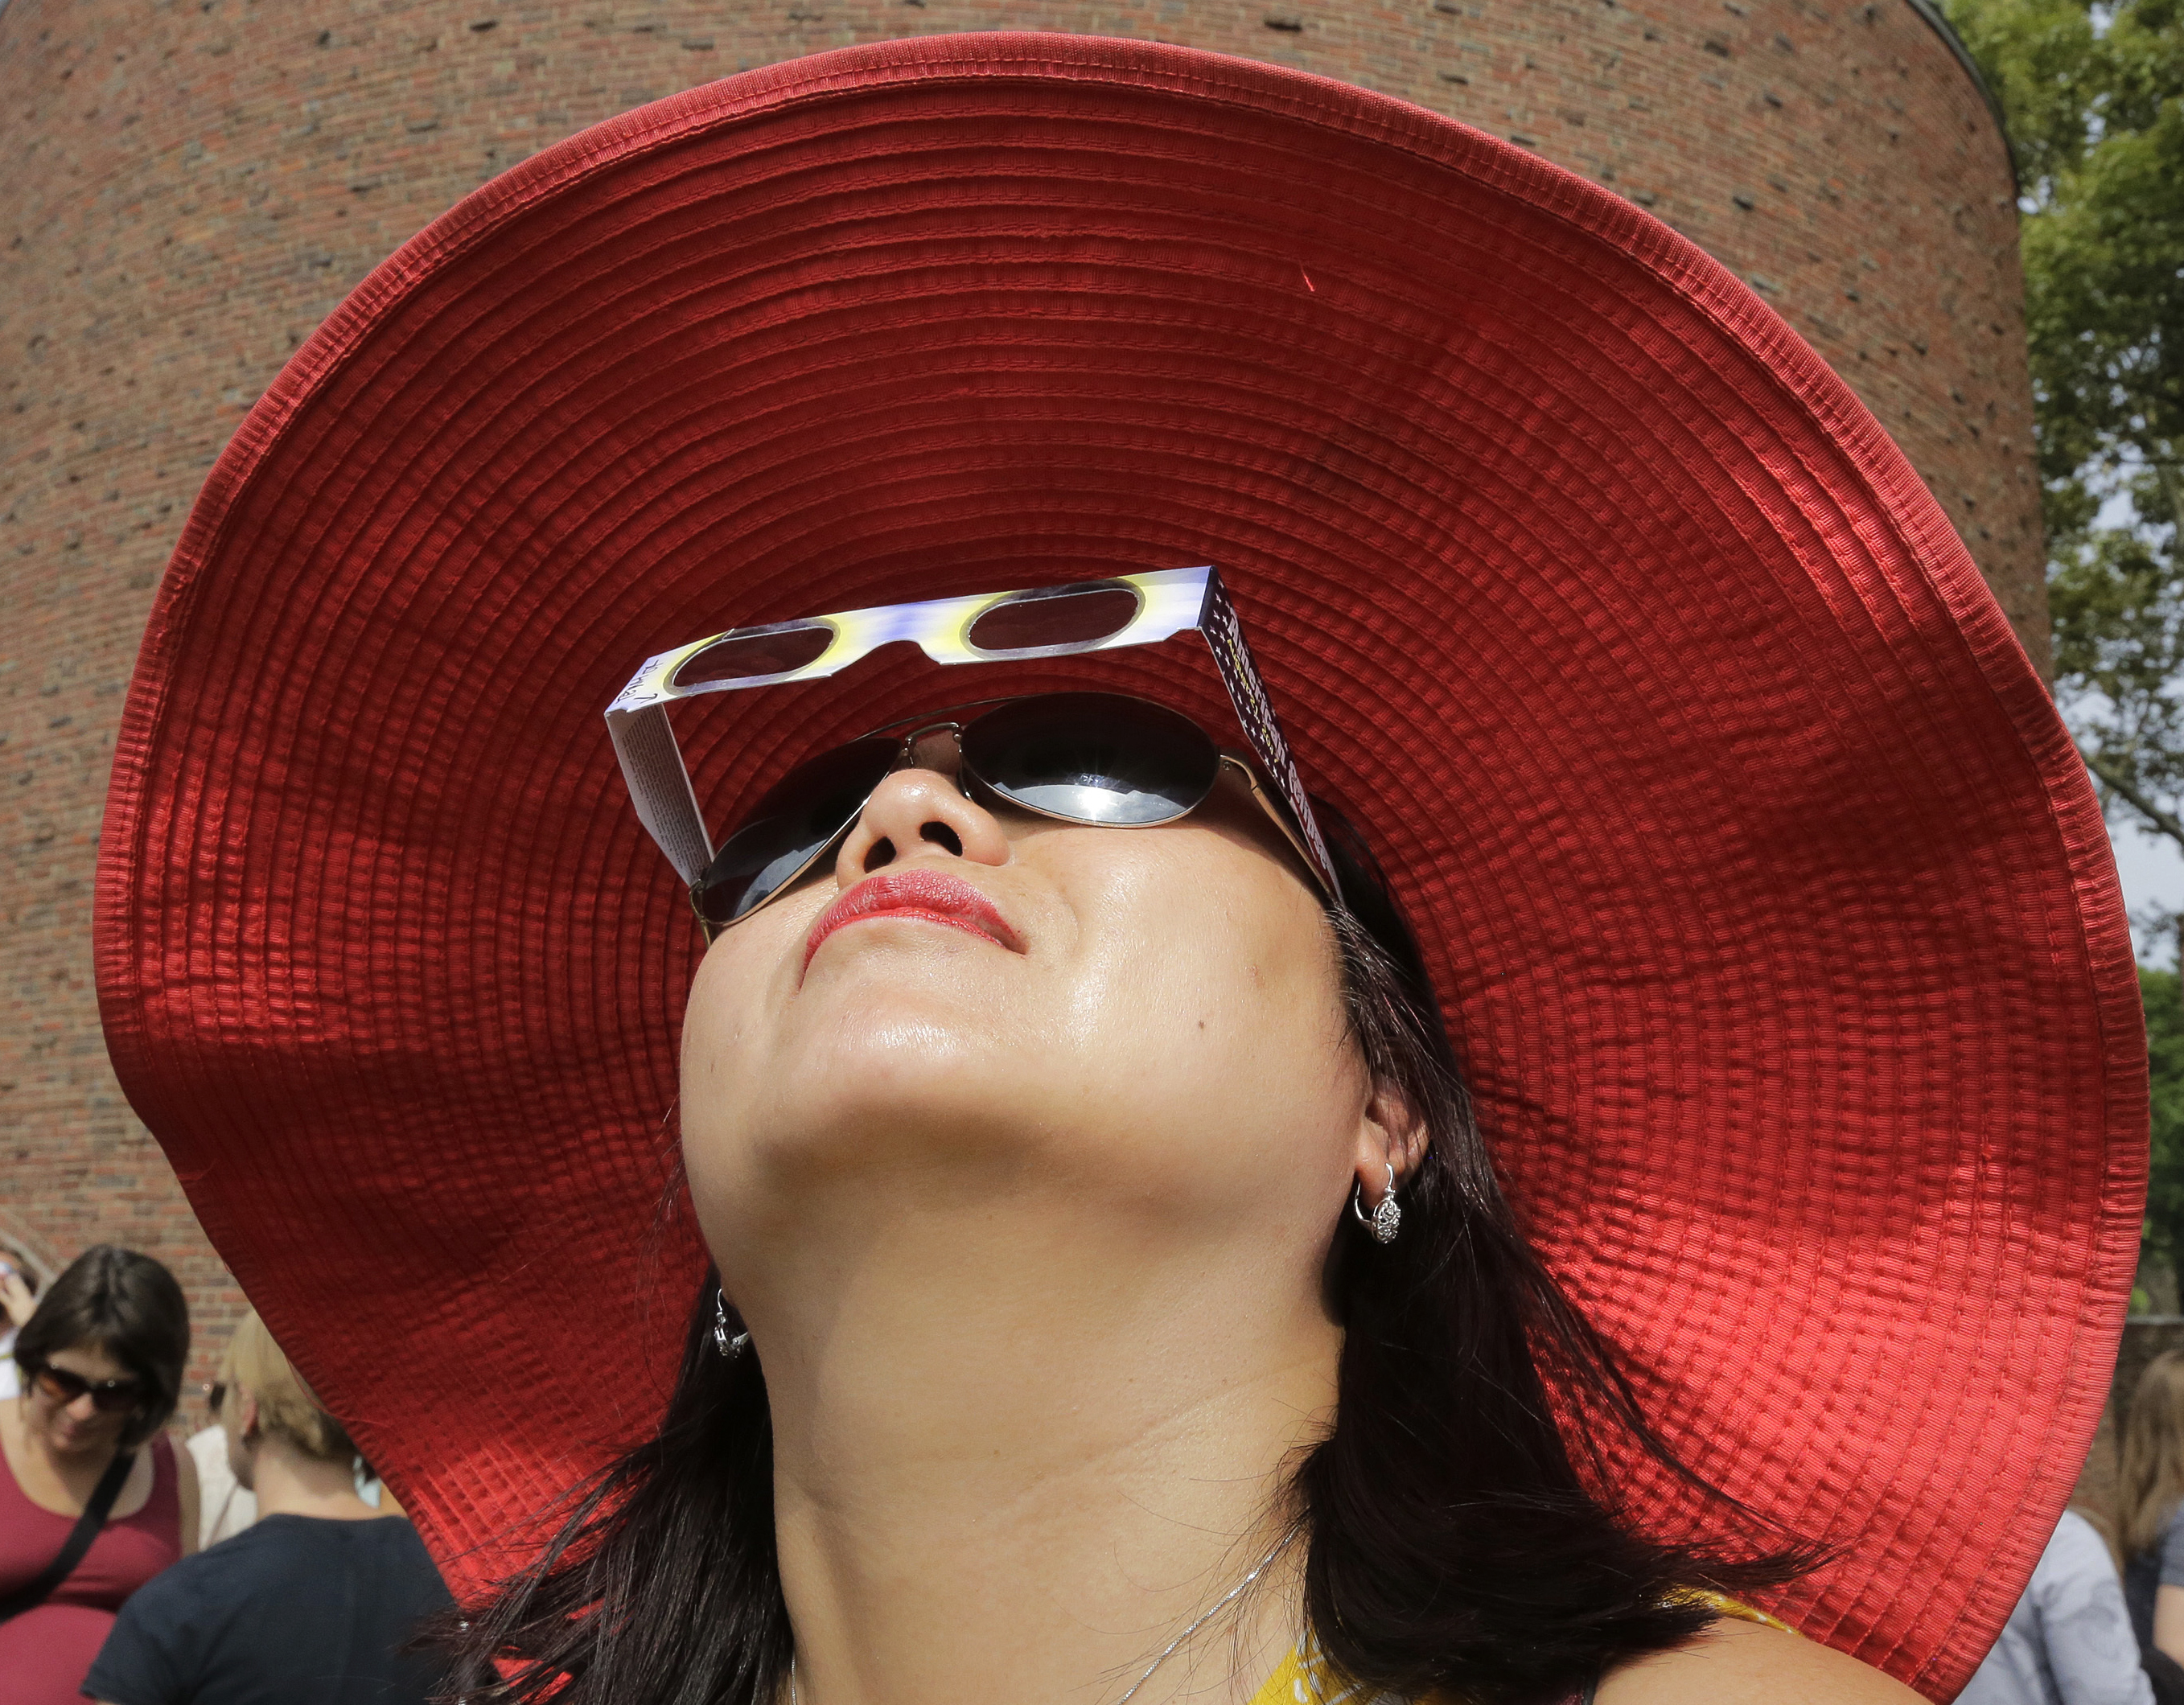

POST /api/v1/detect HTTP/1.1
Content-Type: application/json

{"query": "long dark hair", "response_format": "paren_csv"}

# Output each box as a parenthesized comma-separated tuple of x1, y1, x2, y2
(14, 1243, 191, 1450)
(433, 820, 1803, 1703)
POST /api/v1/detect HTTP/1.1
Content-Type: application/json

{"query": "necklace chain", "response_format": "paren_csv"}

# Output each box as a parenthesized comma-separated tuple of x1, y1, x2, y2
(1112, 1529, 1294, 1705)
(787, 1528, 1293, 1705)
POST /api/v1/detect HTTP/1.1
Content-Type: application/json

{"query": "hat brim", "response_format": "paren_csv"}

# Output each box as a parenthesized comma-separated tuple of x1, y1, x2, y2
(94, 34, 2143, 1699)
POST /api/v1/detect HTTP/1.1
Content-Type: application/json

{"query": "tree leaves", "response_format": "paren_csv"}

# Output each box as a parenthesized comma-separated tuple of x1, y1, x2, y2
(2140, 968, 2184, 1293)
(1946, 0, 2184, 889)
(2023, 101, 2184, 491)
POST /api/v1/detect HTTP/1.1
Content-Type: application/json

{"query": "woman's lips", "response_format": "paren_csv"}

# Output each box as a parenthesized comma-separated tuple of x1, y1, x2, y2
(803, 868, 1025, 974)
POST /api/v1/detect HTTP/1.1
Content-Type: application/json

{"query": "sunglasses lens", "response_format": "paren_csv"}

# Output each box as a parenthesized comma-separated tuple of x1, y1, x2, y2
(35, 1366, 139, 1411)
(965, 582, 1140, 656)
(697, 737, 898, 926)
(963, 693, 1218, 827)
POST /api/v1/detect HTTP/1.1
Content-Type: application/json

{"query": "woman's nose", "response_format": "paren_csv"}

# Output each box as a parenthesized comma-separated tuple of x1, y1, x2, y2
(65, 1393, 99, 1422)
(833, 766, 1012, 884)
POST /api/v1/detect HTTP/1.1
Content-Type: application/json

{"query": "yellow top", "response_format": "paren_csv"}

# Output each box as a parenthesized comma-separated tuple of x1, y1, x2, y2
(1248, 1643, 1374, 1705)
(1247, 1595, 1795, 1705)
(1670, 1589, 1796, 1637)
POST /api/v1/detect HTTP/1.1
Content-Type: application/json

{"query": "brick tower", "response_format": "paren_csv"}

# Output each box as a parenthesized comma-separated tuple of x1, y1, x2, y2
(1, 0, 2038, 1382)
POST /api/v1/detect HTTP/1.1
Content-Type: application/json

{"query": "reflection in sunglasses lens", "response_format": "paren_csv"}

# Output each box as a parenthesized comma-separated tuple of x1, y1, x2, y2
(700, 737, 899, 926)
(964, 694, 1217, 826)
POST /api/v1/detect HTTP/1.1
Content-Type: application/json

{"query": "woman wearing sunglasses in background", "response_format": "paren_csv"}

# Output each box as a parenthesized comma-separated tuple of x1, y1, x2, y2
(0, 1245, 196, 1703)
(97, 34, 2144, 1705)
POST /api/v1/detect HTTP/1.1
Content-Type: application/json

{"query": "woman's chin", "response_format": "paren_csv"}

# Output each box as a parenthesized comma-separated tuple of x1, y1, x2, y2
(772, 1050, 1063, 1165)
(49, 1420, 119, 1456)
(777, 964, 1052, 1082)
(691, 1032, 1180, 1227)
(792, 920, 1028, 1000)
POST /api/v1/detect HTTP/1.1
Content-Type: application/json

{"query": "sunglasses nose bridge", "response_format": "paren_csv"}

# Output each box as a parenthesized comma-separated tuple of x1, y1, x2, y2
(897, 724, 969, 789)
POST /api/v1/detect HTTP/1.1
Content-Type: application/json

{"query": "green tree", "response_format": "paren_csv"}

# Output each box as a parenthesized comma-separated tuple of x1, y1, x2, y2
(1943, 0, 2184, 882)
(1945, 0, 2184, 1307)
(2142, 969, 2184, 1307)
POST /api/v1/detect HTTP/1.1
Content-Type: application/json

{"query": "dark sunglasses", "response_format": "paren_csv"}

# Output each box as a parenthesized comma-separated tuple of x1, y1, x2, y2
(203, 1380, 228, 1413)
(693, 691, 1327, 938)
(31, 1362, 145, 1413)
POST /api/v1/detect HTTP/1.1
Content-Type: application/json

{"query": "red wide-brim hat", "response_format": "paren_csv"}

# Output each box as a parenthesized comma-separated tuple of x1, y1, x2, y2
(94, 33, 2141, 1700)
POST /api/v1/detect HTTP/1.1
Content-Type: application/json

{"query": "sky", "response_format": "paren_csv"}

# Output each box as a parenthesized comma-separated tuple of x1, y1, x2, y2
(2111, 818, 2184, 968)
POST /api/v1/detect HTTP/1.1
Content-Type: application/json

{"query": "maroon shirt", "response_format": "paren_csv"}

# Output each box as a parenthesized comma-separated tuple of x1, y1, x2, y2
(0, 1430, 183, 1705)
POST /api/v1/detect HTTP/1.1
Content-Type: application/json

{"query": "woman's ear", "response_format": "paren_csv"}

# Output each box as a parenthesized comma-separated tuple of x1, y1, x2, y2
(1352, 1079, 1428, 1196)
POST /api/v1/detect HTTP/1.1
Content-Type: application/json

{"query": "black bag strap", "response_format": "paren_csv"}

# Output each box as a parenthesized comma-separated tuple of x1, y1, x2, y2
(0, 1448, 137, 1624)
(2146, 1645, 2184, 1705)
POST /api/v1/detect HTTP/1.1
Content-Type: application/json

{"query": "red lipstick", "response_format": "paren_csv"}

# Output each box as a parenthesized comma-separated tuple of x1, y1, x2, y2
(802, 868, 1023, 974)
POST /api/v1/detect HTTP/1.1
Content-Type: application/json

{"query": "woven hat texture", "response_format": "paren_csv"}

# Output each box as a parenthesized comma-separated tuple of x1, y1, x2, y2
(93, 35, 2144, 1700)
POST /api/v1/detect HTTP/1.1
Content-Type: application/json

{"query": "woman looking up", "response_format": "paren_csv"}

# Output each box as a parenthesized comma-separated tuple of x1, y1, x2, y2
(93, 33, 2145, 1705)
(500, 698, 1900, 1703)
(0, 1246, 196, 1704)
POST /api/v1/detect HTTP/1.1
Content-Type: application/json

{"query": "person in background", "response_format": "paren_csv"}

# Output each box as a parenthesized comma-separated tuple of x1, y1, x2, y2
(187, 1388, 405, 1551)
(84, 1308, 450, 1705)
(0, 1245, 196, 1705)
(182, 1379, 255, 1550)
(0, 1239, 47, 1402)
(2125, 1352, 2184, 1674)
(187, 1377, 403, 1551)
(1959, 1508, 2156, 1705)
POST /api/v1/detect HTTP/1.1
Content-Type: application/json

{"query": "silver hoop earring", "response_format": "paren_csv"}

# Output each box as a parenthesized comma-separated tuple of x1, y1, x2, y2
(1351, 1161, 1401, 1245)
(713, 1288, 751, 1358)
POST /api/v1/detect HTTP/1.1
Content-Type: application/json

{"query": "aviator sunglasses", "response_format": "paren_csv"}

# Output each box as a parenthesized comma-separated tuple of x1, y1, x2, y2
(692, 692, 1327, 936)
(607, 565, 1343, 933)
(30, 1362, 145, 1413)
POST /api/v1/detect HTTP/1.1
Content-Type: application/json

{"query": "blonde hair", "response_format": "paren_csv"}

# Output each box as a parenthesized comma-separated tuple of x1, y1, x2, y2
(220, 1309, 356, 1465)
(2124, 1350, 2184, 1559)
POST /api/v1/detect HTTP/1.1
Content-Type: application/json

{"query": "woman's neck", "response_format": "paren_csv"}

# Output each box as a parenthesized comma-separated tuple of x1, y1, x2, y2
(734, 1178, 1343, 1705)
(245, 1436, 386, 1522)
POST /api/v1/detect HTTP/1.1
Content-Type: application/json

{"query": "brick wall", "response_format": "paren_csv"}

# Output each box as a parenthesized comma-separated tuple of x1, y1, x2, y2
(1, 0, 2042, 1394)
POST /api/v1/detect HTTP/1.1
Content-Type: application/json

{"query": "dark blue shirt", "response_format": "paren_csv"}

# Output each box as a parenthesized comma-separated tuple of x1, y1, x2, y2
(83, 1514, 450, 1705)
(2128, 1505, 2184, 1658)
